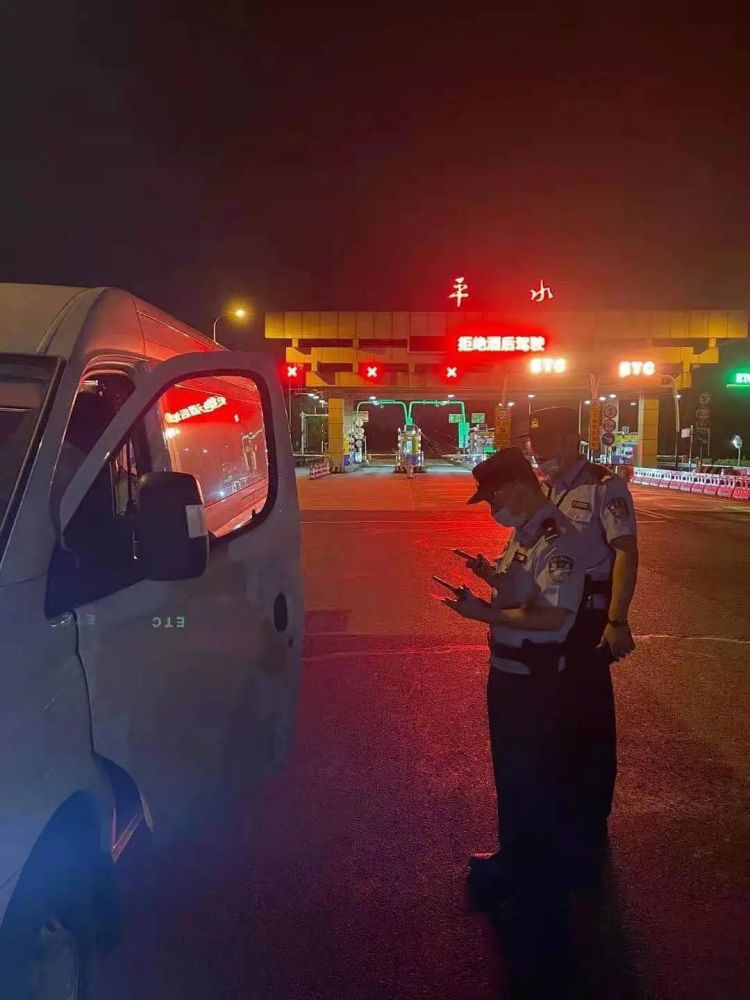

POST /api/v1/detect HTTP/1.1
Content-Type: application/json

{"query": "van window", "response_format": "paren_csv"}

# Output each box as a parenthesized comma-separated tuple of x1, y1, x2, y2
(0, 355, 59, 556)
(160, 375, 270, 538)
(47, 373, 149, 615)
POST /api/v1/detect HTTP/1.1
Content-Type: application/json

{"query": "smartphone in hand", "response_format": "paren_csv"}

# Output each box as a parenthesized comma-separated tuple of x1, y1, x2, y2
(452, 548, 475, 561)
(432, 575, 466, 596)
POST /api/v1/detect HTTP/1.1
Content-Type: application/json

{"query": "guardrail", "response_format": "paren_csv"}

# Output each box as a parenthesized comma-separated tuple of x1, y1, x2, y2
(308, 460, 332, 480)
(633, 467, 750, 501)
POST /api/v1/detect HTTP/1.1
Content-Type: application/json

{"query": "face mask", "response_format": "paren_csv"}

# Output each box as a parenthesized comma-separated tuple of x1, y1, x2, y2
(537, 457, 562, 477)
(492, 506, 527, 529)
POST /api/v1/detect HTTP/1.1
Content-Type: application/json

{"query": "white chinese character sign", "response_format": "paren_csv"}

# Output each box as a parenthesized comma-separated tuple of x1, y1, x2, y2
(164, 395, 227, 424)
(449, 276, 469, 308)
(530, 279, 554, 302)
(456, 334, 547, 353)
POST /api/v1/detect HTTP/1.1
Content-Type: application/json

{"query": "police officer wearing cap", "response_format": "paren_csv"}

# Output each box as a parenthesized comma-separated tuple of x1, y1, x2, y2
(526, 406, 638, 854)
(442, 447, 588, 897)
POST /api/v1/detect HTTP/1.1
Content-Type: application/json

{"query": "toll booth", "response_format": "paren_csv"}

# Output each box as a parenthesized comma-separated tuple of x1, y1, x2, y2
(396, 425, 425, 473)
(467, 424, 495, 467)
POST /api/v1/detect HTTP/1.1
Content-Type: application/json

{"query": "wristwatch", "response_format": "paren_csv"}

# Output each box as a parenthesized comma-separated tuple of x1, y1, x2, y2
(608, 618, 629, 628)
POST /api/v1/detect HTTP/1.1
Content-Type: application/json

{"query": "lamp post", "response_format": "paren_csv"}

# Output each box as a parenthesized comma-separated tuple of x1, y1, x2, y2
(579, 399, 591, 440)
(731, 434, 743, 468)
(212, 305, 248, 343)
(661, 375, 681, 469)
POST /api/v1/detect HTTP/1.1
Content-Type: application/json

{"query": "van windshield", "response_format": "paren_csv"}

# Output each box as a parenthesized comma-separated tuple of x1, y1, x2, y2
(0, 355, 59, 551)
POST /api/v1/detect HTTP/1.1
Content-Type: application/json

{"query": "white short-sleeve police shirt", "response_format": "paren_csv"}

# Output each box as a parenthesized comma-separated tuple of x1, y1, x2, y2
(489, 524, 587, 674)
(544, 459, 637, 580)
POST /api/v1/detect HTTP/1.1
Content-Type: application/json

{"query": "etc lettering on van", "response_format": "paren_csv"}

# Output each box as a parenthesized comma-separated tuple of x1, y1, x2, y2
(164, 395, 227, 424)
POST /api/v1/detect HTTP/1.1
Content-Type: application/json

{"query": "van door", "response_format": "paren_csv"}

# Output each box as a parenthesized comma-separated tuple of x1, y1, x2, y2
(54, 352, 302, 842)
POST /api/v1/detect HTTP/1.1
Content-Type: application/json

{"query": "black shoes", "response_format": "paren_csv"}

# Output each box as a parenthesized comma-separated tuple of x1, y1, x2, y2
(469, 849, 514, 883)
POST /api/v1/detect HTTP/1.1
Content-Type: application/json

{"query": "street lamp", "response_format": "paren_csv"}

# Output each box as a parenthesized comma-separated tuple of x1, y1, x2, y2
(212, 305, 249, 343)
(661, 375, 682, 469)
(731, 434, 743, 468)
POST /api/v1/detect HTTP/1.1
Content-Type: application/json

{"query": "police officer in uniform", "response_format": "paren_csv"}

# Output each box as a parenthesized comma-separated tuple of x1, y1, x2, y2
(442, 448, 589, 897)
(526, 407, 638, 856)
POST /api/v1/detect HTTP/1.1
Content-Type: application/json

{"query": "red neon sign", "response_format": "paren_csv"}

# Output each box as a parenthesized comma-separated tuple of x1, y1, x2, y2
(164, 395, 227, 424)
(456, 334, 547, 354)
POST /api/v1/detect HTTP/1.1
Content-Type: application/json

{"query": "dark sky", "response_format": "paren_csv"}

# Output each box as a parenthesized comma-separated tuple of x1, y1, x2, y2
(2, 4, 750, 331)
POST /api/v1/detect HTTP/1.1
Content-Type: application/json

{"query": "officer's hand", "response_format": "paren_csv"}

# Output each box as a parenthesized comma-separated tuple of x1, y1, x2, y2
(443, 591, 487, 621)
(466, 554, 495, 583)
(599, 622, 635, 660)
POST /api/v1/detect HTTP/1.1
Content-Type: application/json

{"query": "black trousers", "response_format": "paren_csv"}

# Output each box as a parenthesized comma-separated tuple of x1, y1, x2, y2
(563, 610, 617, 832)
(486, 667, 564, 875)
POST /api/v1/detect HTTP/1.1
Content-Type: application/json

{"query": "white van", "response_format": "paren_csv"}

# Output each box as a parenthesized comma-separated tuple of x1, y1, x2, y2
(0, 284, 303, 997)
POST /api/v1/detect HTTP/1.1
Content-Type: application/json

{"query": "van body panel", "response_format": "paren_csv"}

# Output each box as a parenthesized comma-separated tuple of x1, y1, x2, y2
(0, 576, 115, 923)
(0, 284, 89, 355)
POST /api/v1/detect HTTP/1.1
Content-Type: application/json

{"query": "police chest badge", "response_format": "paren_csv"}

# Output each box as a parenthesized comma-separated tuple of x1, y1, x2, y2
(606, 497, 629, 520)
(548, 554, 574, 581)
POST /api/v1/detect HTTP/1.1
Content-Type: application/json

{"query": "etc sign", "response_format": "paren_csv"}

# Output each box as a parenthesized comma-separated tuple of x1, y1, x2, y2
(618, 360, 656, 377)
(457, 334, 546, 353)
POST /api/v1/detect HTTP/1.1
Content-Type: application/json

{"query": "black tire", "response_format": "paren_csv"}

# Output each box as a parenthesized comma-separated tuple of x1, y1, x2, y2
(0, 825, 104, 1000)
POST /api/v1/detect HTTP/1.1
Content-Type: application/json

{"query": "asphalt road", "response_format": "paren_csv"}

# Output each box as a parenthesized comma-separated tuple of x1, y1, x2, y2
(108, 465, 750, 1000)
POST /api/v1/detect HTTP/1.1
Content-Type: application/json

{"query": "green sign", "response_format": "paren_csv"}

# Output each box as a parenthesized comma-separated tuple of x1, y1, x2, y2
(448, 413, 462, 424)
(727, 370, 750, 388)
(470, 412, 486, 424)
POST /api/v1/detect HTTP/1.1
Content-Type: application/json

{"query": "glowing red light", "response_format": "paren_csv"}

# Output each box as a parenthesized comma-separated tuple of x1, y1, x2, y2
(358, 361, 384, 382)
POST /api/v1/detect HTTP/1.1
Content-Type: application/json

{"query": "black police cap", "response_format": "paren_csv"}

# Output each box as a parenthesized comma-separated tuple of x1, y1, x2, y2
(467, 447, 538, 504)
(521, 406, 579, 441)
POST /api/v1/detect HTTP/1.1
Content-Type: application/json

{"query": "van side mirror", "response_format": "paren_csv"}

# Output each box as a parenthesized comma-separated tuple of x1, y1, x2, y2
(135, 472, 209, 581)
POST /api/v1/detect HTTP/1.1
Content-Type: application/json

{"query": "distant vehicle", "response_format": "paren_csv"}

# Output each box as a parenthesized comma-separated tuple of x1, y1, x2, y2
(0, 284, 303, 997)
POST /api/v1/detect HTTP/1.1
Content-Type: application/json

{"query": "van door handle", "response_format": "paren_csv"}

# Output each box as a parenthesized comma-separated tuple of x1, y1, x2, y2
(49, 612, 75, 628)
(273, 593, 288, 632)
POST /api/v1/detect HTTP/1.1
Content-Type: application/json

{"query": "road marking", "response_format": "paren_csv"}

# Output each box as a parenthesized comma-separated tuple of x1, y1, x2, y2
(635, 634, 750, 645)
(634, 506, 671, 521)
(303, 634, 750, 662)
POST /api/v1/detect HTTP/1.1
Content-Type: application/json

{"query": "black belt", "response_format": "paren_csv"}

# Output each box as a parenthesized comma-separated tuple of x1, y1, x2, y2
(584, 577, 611, 596)
(489, 638, 565, 675)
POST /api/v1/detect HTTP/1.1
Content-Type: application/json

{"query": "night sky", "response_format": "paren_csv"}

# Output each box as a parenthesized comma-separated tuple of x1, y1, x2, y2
(2, 5, 750, 336)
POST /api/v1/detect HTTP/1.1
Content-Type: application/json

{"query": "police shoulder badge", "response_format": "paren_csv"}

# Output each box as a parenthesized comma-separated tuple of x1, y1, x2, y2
(548, 554, 574, 581)
(606, 496, 629, 520)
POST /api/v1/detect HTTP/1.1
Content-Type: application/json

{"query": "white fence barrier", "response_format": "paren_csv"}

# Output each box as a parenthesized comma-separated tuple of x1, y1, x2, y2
(633, 468, 750, 501)
(308, 460, 331, 480)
